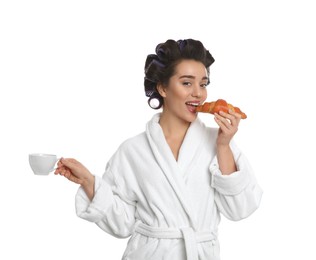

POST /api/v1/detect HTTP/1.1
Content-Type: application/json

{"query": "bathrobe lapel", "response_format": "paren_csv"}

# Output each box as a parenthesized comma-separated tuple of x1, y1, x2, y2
(177, 116, 206, 179)
(146, 114, 207, 229)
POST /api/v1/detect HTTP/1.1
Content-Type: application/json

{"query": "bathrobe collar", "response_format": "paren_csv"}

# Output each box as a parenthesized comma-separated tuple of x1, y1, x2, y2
(146, 113, 207, 229)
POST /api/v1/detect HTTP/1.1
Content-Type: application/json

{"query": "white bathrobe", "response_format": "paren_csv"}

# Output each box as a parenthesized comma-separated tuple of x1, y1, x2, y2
(75, 113, 263, 260)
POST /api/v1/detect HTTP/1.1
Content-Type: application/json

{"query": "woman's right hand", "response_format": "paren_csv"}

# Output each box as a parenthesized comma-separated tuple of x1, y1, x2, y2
(54, 158, 95, 200)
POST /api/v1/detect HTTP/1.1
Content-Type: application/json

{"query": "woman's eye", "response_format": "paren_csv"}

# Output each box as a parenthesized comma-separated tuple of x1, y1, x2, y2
(183, 82, 192, 86)
(200, 83, 208, 88)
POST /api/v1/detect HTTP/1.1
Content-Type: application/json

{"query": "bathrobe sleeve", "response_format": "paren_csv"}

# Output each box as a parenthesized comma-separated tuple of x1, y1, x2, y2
(210, 141, 263, 221)
(75, 161, 137, 238)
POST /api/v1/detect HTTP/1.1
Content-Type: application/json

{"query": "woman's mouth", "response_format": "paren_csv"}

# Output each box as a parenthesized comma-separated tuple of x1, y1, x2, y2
(185, 101, 200, 113)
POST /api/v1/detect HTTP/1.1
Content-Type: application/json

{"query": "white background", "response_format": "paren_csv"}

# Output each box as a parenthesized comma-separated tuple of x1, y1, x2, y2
(1, 0, 315, 259)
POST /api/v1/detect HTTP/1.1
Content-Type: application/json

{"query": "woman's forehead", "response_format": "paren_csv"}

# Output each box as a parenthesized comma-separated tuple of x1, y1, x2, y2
(174, 60, 208, 78)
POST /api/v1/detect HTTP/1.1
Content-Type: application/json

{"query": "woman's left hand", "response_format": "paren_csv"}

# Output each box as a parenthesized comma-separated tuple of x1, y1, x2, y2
(214, 109, 241, 146)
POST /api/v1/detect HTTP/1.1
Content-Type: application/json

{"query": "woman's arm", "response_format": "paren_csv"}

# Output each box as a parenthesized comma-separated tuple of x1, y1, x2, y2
(210, 111, 263, 220)
(214, 109, 241, 175)
(55, 158, 136, 238)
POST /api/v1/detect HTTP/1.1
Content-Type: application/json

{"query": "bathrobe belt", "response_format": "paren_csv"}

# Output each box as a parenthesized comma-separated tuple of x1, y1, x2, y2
(134, 221, 217, 260)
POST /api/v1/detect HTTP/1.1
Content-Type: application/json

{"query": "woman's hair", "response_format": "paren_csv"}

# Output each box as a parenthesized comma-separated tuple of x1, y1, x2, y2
(144, 39, 215, 109)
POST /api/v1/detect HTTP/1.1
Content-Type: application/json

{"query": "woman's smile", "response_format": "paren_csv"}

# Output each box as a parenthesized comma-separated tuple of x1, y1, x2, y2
(185, 101, 201, 113)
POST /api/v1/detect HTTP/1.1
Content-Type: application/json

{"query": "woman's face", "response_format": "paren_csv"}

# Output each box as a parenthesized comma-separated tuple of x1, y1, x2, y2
(158, 59, 208, 123)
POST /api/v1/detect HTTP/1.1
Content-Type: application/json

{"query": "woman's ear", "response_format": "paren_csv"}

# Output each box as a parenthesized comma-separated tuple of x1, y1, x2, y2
(157, 83, 167, 98)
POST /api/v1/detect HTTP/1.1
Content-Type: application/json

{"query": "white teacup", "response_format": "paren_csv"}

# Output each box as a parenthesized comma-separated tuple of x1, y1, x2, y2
(29, 153, 59, 175)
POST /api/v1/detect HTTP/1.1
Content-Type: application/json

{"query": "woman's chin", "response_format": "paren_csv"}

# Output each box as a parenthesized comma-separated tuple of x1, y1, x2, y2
(186, 112, 198, 123)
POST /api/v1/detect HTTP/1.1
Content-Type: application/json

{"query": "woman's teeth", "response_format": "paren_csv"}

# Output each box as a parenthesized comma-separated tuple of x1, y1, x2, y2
(186, 102, 200, 113)
(186, 102, 199, 107)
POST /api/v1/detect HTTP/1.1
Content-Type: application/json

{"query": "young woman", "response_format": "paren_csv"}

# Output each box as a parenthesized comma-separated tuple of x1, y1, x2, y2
(55, 39, 262, 260)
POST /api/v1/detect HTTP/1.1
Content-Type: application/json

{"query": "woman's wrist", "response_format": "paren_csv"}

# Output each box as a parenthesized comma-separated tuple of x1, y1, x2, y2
(82, 174, 95, 201)
(216, 144, 237, 175)
(216, 143, 231, 153)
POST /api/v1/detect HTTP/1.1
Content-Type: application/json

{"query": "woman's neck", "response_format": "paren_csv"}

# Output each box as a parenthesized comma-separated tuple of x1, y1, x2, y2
(159, 112, 191, 161)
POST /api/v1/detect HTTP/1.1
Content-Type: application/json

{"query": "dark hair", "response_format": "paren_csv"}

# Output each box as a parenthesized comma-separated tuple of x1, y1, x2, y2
(144, 39, 215, 109)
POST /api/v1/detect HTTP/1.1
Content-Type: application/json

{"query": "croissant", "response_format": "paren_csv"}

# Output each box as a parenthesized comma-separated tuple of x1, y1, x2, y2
(196, 99, 247, 119)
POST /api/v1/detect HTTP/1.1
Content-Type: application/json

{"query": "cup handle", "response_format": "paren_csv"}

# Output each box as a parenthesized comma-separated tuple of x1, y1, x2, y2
(51, 157, 61, 172)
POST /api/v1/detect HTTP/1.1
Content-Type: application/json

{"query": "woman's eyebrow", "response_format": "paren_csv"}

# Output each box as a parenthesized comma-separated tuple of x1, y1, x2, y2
(179, 75, 209, 81)
(179, 75, 195, 79)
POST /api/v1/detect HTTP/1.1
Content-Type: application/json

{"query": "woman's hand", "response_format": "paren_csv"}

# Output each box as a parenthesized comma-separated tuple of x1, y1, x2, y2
(214, 109, 241, 146)
(54, 158, 95, 200)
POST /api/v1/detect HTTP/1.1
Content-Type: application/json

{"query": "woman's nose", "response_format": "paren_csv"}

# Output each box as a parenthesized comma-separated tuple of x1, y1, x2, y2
(192, 85, 201, 98)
